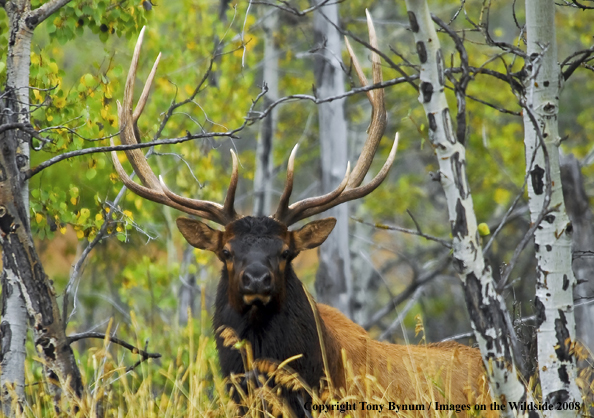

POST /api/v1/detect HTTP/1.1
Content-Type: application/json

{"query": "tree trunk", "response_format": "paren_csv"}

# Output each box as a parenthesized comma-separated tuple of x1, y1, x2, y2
(1, 91, 84, 411)
(312, 0, 352, 317)
(560, 154, 594, 354)
(178, 245, 198, 325)
(2, 0, 82, 413)
(350, 181, 379, 325)
(1, 3, 33, 412)
(403, 1, 535, 415)
(522, 1, 582, 413)
(253, 7, 278, 217)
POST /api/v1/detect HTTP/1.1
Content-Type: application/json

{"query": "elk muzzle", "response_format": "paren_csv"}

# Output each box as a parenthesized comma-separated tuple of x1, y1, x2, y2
(240, 262, 273, 305)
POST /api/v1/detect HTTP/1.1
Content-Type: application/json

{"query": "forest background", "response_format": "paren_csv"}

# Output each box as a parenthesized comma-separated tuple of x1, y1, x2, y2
(1, 0, 594, 416)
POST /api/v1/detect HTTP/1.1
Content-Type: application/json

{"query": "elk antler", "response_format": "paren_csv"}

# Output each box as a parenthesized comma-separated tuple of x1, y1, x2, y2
(272, 11, 399, 226)
(111, 27, 241, 226)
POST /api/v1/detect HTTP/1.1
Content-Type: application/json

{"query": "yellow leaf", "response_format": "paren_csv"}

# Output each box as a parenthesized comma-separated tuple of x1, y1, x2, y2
(76, 229, 85, 239)
(494, 188, 511, 205)
(47, 115, 53, 122)
(60, 226, 67, 235)
(116, 225, 123, 232)
(95, 213, 103, 221)
(54, 97, 66, 109)
(478, 223, 491, 237)
(71, 197, 78, 205)
(35, 213, 43, 224)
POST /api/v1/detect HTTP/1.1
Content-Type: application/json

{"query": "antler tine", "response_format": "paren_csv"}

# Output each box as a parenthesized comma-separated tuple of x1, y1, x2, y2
(158, 176, 235, 224)
(133, 52, 161, 123)
(282, 162, 351, 225)
(344, 37, 372, 102)
(157, 150, 240, 224)
(273, 144, 299, 221)
(347, 11, 386, 190)
(117, 27, 161, 191)
(110, 138, 218, 222)
(272, 12, 397, 227)
(222, 150, 239, 219)
(111, 29, 241, 226)
(293, 133, 398, 222)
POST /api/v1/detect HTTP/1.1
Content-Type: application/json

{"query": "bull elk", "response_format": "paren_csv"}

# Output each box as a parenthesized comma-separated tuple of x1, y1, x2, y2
(112, 20, 489, 418)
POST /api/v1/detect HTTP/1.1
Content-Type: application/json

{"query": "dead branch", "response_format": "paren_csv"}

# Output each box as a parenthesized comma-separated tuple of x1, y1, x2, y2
(67, 332, 161, 372)
(251, 0, 344, 16)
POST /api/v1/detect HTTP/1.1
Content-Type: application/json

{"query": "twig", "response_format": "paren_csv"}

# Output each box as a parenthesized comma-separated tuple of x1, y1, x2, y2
(379, 285, 425, 341)
(67, 332, 161, 372)
(251, 0, 343, 16)
(442, 296, 594, 342)
(432, 13, 471, 144)
(571, 0, 594, 9)
(362, 254, 450, 330)
(25, 85, 269, 179)
(351, 216, 452, 249)
(561, 45, 594, 80)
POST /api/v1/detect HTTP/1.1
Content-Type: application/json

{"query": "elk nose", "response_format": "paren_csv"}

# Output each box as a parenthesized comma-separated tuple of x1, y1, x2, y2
(241, 263, 272, 294)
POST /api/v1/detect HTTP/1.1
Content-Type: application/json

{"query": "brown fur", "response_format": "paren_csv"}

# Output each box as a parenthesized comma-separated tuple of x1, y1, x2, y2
(317, 304, 491, 406)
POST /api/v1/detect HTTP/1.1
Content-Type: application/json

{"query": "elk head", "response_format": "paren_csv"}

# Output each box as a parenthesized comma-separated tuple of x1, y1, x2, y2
(111, 18, 398, 314)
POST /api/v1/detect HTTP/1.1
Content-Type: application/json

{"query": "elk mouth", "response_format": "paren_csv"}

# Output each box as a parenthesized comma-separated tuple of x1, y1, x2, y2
(243, 294, 272, 305)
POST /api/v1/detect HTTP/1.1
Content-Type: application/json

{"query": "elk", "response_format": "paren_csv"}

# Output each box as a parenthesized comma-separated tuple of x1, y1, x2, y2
(112, 21, 490, 418)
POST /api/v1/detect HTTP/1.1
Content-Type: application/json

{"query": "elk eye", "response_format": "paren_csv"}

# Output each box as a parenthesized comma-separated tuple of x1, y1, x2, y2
(222, 249, 232, 259)
(281, 250, 290, 259)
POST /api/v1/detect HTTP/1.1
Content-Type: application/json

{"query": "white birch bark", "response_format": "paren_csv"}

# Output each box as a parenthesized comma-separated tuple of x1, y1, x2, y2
(1, 0, 82, 414)
(2, 1, 34, 412)
(403, 1, 535, 415)
(253, 8, 278, 216)
(312, 0, 352, 317)
(523, 1, 582, 414)
(0, 271, 27, 415)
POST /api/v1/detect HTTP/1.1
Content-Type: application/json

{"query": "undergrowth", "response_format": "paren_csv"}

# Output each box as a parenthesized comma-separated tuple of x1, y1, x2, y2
(3, 308, 593, 418)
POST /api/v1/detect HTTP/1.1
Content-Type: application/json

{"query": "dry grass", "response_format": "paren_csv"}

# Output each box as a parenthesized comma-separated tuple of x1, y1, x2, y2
(4, 310, 593, 418)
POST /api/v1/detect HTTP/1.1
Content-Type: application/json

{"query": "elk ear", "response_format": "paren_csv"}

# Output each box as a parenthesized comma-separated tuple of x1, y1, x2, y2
(291, 217, 337, 251)
(176, 217, 223, 252)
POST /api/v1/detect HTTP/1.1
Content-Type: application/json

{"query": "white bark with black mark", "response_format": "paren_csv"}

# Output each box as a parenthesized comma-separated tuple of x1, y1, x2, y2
(404, 1, 536, 416)
(2, 0, 82, 414)
(523, 1, 581, 414)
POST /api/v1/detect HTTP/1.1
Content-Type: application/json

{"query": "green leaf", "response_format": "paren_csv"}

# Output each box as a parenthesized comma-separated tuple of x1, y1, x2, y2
(83, 73, 94, 86)
(86, 168, 97, 180)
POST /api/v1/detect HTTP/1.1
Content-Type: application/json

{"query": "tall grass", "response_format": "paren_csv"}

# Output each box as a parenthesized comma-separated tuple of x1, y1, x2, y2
(5, 305, 593, 418)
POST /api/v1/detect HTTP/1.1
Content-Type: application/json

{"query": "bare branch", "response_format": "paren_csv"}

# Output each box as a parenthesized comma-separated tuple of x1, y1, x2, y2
(362, 254, 451, 330)
(571, 0, 594, 9)
(351, 217, 452, 249)
(67, 332, 161, 372)
(27, 0, 74, 28)
(250, 0, 344, 16)
(432, 13, 471, 144)
(561, 45, 594, 80)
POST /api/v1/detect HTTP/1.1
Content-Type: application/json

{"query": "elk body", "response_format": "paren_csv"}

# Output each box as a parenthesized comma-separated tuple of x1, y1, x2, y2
(113, 22, 490, 418)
